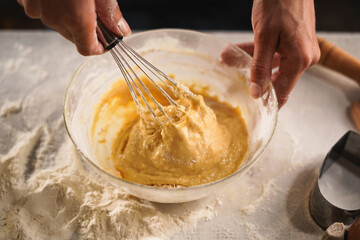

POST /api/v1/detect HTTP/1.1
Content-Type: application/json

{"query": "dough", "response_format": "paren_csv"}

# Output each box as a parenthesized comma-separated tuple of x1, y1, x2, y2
(91, 76, 248, 187)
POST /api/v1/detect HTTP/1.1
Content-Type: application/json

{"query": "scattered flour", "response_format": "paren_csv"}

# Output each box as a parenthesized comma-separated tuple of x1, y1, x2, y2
(14, 43, 33, 56)
(3, 58, 25, 72)
(182, 123, 325, 240)
(0, 98, 22, 117)
(0, 32, 332, 239)
(0, 127, 220, 240)
(0, 38, 220, 239)
(239, 222, 266, 240)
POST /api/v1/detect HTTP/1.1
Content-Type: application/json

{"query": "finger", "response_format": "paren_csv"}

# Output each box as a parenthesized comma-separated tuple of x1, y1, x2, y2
(250, 32, 278, 98)
(18, 0, 41, 19)
(236, 42, 281, 68)
(220, 44, 251, 67)
(55, 25, 74, 43)
(17, 0, 26, 7)
(236, 42, 254, 56)
(96, 0, 131, 37)
(65, 1, 104, 56)
(71, 24, 105, 56)
(272, 34, 320, 108)
(272, 58, 302, 108)
(38, 0, 104, 55)
(272, 53, 281, 68)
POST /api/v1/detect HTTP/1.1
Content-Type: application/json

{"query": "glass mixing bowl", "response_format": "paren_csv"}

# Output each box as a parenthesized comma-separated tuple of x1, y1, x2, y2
(64, 29, 278, 203)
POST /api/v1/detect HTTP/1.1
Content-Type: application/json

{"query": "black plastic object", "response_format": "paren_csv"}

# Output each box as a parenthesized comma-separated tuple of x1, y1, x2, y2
(96, 18, 122, 51)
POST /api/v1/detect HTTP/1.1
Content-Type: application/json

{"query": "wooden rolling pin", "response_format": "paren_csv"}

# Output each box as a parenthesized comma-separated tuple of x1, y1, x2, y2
(317, 37, 360, 85)
(351, 101, 360, 131)
(317, 37, 360, 131)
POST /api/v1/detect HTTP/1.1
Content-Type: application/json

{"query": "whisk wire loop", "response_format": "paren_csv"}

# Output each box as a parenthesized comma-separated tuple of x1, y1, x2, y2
(109, 51, 144, 114)
(118, 41, 180, 107)
(96, 18, 191, 124)
(112, 46, 172, 123)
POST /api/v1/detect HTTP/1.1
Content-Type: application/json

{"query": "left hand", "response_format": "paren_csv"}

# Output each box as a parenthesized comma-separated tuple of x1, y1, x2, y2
(222, 0, 320, 108)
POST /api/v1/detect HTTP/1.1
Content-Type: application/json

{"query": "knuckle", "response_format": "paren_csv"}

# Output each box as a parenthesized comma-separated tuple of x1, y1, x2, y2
(251, 60, 271, 74)
(255, 27, 272, 42)
(301, 54, 313, 69)
(67, 14, 95, 34)
(61, 8, 88, 31)
(297, 43, 321, 69)
(313, 46, 321, 64)
(64, 15, 81, 30)
(294, 50, 312, 70)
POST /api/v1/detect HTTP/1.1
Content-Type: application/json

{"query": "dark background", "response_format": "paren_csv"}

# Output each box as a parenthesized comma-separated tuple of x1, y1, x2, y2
(1, 0, 359, 32)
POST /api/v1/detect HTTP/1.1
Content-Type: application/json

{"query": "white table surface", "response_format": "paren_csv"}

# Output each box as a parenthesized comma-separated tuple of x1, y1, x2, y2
(0, 30, 359, 239)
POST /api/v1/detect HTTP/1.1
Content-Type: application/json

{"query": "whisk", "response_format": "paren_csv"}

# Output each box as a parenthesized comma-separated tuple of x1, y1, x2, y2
(96, 19, 192, 124)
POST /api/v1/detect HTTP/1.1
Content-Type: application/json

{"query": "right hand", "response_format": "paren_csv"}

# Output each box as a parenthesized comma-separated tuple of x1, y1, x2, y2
(18, 0, 132, 56)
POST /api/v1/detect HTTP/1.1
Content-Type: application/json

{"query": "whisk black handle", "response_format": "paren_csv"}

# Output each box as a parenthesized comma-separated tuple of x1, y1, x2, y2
(96, 18, 123, 51)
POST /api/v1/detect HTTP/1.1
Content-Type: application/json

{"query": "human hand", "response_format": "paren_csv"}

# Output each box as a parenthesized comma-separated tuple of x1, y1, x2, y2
(348, 217, 360, 240)
(222, 0, 320, 108)
(18, 0, 131, 56)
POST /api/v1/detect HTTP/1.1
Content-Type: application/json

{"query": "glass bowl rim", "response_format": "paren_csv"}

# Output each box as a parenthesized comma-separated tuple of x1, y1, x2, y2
(63, 28, 278, 193)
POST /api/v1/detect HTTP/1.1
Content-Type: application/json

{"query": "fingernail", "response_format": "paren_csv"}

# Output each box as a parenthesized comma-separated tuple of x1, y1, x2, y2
(118, 17, 131, 37)
(250, 82, 262, 98)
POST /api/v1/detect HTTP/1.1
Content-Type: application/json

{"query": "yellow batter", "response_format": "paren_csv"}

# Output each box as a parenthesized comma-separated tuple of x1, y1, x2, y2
(91, 76, 248, 187)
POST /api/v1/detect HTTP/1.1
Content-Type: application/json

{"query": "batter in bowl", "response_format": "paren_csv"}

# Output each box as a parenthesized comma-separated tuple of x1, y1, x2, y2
(91, 76, 248, 187)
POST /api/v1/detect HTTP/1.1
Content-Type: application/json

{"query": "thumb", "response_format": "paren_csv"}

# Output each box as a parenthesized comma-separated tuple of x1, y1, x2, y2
(236, 42, 255, 56)
(250, 34, 277, 98)
(95, 0, 131, 37)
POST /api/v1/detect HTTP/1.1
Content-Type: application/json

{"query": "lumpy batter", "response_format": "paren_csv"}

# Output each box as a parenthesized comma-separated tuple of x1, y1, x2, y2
(91, 76, 248, 187)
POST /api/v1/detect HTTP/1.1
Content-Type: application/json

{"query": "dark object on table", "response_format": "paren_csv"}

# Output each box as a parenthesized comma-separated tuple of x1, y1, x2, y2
(310, 131, 360, 229)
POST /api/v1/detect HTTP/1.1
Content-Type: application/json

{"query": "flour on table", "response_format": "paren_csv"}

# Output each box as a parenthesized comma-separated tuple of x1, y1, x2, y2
(14, 43, 33, 56)
(3, 58, 25, 73)
(0, 126, 220, 240)
(175, 123, 324, 240)
(0, 98, 22, 117)
(0, 37, 219, 240)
